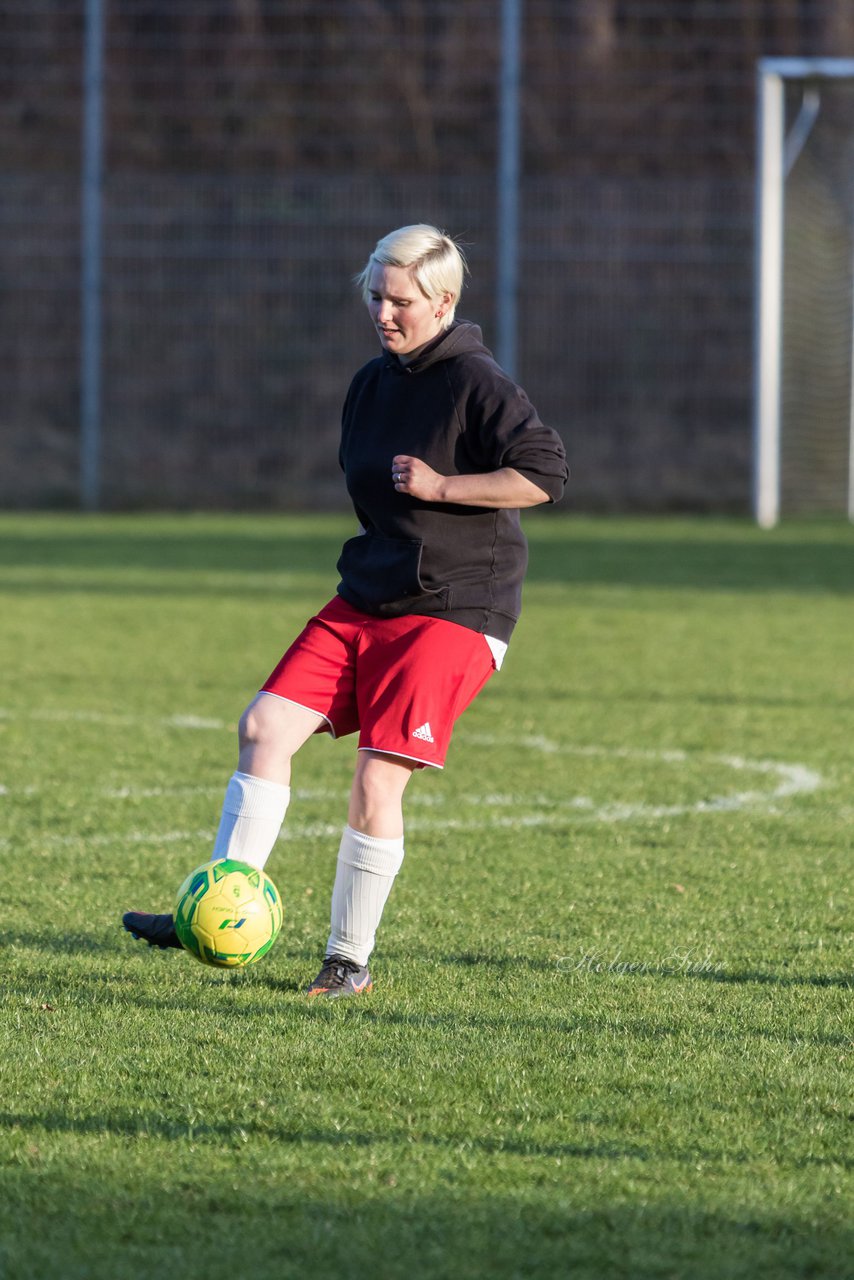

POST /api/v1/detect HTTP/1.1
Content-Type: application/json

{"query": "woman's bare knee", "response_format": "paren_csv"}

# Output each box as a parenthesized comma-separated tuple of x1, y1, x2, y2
(237, 692, 325, 781)
(238, 695, 272, 750)
(348, 751, 416, 837)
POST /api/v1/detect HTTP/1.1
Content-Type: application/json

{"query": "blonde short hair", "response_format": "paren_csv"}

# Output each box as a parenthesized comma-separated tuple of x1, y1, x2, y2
(356, 224, 467, 328)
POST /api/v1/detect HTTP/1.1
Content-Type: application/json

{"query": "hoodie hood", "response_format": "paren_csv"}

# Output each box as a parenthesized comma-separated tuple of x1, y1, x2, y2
(382, 320, 491, 374)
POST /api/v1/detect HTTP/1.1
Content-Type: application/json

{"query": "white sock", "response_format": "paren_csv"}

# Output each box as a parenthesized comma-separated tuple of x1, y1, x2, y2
(212, 771, 290, 870)
(326, 826, 405, 967)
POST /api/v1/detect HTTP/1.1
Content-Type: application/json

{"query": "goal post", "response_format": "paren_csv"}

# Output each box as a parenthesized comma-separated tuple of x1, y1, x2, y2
(754, 57, 854, 527)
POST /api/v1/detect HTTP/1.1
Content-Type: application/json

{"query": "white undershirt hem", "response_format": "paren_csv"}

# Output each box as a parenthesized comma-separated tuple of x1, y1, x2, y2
(485, 635, 508, 670)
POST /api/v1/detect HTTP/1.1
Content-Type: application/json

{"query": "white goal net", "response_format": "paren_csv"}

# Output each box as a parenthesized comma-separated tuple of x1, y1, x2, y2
(754, 59, 854, 526)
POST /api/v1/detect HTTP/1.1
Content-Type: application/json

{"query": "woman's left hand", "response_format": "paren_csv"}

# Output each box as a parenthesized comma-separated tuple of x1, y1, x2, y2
(391, 455, 445, 502)
(391, 455, 551, 508)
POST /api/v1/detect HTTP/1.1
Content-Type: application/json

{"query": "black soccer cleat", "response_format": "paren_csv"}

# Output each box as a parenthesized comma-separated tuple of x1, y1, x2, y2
(123, 911, 182, 950)
(306, 954, 373, 998)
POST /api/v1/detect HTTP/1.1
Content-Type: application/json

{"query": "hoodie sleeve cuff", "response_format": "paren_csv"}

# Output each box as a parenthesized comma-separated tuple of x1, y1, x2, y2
(509, 466, 568, 504)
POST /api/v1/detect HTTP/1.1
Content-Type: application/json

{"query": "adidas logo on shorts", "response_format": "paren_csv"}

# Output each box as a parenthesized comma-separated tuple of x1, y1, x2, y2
(412, 722, 435, 743)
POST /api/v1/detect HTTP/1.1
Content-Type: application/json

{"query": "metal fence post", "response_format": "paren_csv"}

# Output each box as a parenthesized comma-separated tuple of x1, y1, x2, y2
(496, 0, 521, 379)
(80, 0, 106, 510)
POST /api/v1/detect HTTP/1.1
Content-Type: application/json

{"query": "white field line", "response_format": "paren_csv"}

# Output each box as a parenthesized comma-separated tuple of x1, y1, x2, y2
(5, 710, 818, 804)
(101, 785, 351, 801)
(0, 567, 301, 591)
(0, 708, 229, 730)
(0, 715, 824, 848)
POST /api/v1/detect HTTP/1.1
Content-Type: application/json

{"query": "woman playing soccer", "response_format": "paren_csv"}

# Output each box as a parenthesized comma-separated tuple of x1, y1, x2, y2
(124, 223, 568, 996)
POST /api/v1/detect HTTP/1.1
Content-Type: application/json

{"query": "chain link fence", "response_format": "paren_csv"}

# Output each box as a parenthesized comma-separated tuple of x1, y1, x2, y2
(3, 1, 854, 511)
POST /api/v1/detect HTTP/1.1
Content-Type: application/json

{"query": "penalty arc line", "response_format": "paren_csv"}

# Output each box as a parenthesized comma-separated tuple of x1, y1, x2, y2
(0, 705, 829, 806)
(0, 724, 824, 847)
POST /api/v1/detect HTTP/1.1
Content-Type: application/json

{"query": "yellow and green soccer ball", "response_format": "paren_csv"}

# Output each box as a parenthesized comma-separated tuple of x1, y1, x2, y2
(174, 859, 283, 968)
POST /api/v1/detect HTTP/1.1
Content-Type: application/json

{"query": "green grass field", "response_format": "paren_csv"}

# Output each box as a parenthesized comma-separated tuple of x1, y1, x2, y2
(1, 513, 852, 1280)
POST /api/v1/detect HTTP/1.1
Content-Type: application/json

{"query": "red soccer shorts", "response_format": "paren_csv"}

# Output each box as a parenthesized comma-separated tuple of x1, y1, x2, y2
(260, 596, 496, 769)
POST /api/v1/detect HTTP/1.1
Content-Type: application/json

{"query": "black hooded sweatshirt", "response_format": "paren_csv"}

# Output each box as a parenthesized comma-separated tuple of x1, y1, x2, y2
(336, 320, 568, 643)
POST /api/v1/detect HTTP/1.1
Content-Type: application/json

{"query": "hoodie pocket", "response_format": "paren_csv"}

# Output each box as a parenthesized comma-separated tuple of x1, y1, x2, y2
(337, 532, 449, 612)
